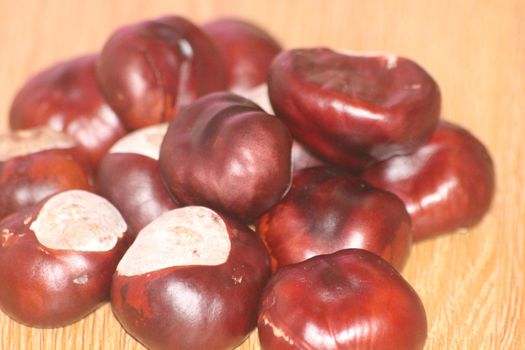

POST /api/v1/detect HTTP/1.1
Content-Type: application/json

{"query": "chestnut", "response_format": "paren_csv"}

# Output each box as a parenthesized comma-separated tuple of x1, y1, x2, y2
(96, 15, 228, 130)
(257, 167, 412, 270)
(97, 123, 179, 238)
(202, 17, 282, 91)
(111, 206, 271, 350)
(258, 249, 427, 350)
(268, 48, 441, 170)
(0, 190, 130, 327)
(159, 92, 292, 222)
(9, 54, 127, 166)
(0, 127, 94, 221)
(362, 120, 495, 241)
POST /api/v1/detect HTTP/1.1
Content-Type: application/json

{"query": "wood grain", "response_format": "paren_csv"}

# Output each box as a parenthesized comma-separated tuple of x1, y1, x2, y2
(0, 0, 523, 349)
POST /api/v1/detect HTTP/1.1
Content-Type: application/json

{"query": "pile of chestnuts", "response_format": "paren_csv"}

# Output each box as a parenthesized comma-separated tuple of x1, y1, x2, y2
(0, 14, 494, 350)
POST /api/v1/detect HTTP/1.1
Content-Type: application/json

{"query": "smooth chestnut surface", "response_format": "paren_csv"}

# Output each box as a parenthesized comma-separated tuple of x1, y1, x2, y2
(0, 190, 130, 328)
(96, 15, 228, 130)
(257, 167, 412, 270)
(258, 249, 427, 350)
(111, 206, 271, 350)
(202, 18, 282, 90)
(159, 92, 292, 222)
(362, 120, 495, 241)
(268, 48, 441, 170)
(97, 123, 179, 238)
(9, 55, 127, 166)
(0, 128, 93, 221)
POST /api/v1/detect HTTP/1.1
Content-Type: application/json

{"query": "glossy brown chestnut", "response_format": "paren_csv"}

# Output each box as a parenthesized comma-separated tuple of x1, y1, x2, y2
(0, 127, 94, 221)
(258, 249, 427, 350)
(97, 123, 179, 238)
(159, 92, 292, 222)
(9, 55, 127, 166)
(362, 120, 495, 241)
(0, 190, 130, 327)
(202, 17, 282, 90)
(111, 206, 271, 350)
(257, 167, 412, 270)
(96, 15, 228, 130)
(268, 48, 441, 170)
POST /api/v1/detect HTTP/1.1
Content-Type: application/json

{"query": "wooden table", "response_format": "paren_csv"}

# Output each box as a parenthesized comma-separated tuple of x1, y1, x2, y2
(0, 1, 523, 349)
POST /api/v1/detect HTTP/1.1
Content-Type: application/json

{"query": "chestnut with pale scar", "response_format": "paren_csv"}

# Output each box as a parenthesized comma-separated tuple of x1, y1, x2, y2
(0, 190, 130, 328)
(111, 206, 271, 350)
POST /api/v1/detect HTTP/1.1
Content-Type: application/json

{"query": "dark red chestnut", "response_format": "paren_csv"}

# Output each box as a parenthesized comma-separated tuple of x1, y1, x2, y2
(97, 123, 179, 238)
(257, 167, 412, 270)
(258, 249, 427, 350)
(202, 17, 282, 91)
(268, 48, 441, 170)
(96, 15, 228, 130)
(0, 190, 130, 327)
(0, 127, 94, 221)
(159, 92, 292, 222)
(111, 206, 271, 350)
(9, 55, 127, 166)
(362, 120, 495, 241)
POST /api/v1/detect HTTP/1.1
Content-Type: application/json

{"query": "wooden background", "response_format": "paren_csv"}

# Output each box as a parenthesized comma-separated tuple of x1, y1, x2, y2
(0, 0, 523, 349)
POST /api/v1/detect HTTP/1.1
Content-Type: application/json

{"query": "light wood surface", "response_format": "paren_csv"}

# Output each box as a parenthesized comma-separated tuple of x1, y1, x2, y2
(0, 1, 523, 349)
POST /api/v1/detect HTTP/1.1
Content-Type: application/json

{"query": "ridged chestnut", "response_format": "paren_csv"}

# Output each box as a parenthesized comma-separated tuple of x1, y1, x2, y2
(159, 92, 292, 222)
